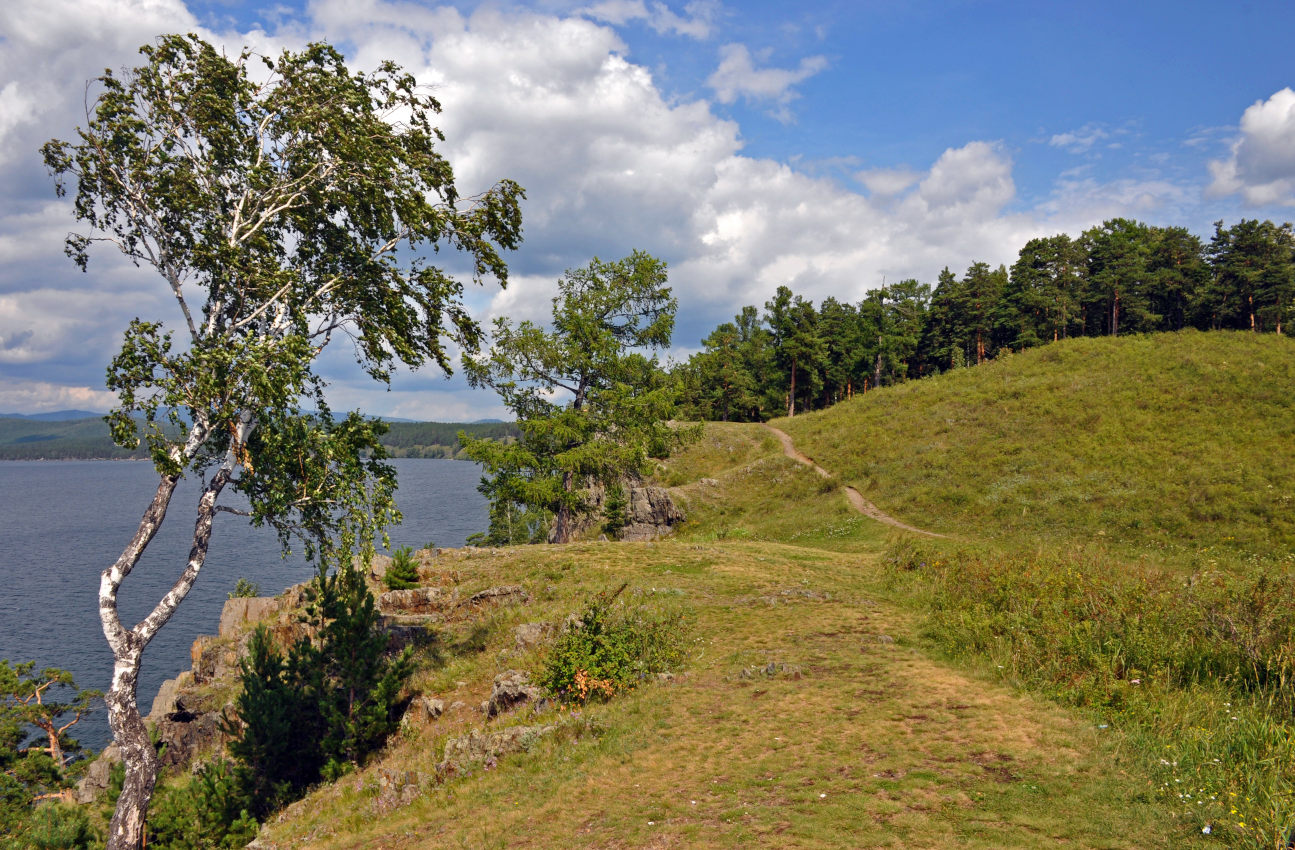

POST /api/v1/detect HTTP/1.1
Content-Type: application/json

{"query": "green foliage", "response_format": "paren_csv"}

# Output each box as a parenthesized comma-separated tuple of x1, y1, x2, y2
(383, 547, 420, 591)
(539, 584, 689, 703)
(229, 564, 412, 818)
(0, 661, 98, 836)
(678, 215, 1295, 422)
(12, 802, 98, 850)
(601, 484, 629, 537)
(227, 578, 260, 599)
(462, 251, 685, 543)
(44, 34, 522, 843)
(146, 761, 258, 850)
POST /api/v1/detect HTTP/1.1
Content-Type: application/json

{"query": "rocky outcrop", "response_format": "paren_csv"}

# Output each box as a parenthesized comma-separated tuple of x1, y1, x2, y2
(401, 696, 445, 728)
(566, 480, 685, 542)
(77, 552, 538, 803)
(485, 670, 543, 718)
(438, 724, 556, 773)
(377, 586, 458, 617)
(619, 485, 685, 541)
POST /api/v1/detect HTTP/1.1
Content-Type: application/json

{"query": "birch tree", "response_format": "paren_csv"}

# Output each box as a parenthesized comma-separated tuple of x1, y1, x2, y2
(42, 35, 522, 849)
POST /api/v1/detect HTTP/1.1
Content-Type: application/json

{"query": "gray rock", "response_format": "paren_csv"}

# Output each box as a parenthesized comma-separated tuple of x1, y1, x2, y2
(74, 744, 119, 804)
(365, 552, 394, 582)
(154, 702, 226, 769)
(372, 767, 422, 814)
(465, 585, 529, 609)
(619, 486, 685, 541)
(145, 672, 193, 723)
(377, 586, 457, 616)
(402, 696, 445, 728)
(486, 670, 543, 718)
(438, 724, 556, 773)
(513, 622, 553, 649)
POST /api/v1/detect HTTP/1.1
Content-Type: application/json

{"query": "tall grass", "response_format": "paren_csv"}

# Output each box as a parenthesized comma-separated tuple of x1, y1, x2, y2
(886, 539, 1295, 847)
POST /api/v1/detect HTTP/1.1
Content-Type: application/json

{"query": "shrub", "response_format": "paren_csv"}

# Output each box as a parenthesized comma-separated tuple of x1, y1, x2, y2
(383, 547, 420, 591)
(146, 760, 257, 850)
(602, 484, 629, 537)
(15, 802, 98, 850)
(227, 578, 260, 599)
(540, 584, 688, 703)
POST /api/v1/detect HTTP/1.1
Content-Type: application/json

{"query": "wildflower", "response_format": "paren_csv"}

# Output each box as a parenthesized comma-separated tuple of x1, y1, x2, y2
(1202, 825, 1212, 834)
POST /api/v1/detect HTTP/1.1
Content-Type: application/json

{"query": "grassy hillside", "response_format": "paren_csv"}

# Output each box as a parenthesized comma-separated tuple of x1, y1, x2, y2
(161, 331, 1294, 849)
(778, 330, 1295, 564)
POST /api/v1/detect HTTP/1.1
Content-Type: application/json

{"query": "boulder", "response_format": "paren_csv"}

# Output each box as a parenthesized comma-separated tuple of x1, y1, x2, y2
(465, 585, 529, 609)
(513, 622, 553, 649)
(74, 744, 119, 804)
(486, 670, 543, 718)
(377, 586, 457, 616)
(619, 486, 685, 541)
(438, 724, 556, 773)
(401, 696, 445, 728)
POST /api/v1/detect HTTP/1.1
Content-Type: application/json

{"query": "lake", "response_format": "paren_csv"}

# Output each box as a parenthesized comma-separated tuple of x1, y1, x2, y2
(0, 458, 487, 752)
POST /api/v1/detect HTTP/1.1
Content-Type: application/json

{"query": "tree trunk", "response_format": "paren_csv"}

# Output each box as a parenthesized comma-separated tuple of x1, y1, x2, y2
(552, 471, 576, 544)
(105, 646, 157, 850)
(102, 447, 232, 850)
(787, 359, 797, 417)
(1111, 290, 1120, 336)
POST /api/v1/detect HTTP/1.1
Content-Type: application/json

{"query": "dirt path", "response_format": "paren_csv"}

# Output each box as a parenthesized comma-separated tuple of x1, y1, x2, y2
(765, 424, 945, 538)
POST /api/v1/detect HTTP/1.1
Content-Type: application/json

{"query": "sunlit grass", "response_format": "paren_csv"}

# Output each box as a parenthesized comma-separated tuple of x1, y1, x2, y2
(777, 331, 1295, 566)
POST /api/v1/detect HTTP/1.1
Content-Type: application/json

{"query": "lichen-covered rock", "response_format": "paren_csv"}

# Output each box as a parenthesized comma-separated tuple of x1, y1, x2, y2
(465, 585, 529, 609)
(486, 670, 543, 718)
(619, 485, 685, 541)
(377, 586, 458, 616)
(438, 724, 556, 773)
(372, 767, 422, 814)
(513, 622, 553, 649)
(218, 596, 280, 638)
(401, 695, 445, 728)
(74, 745, 119, 804)
(153, 699, 227, 769)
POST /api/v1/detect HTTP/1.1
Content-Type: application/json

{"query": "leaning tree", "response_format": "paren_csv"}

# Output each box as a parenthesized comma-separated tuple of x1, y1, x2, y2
(42, 35, 522, 849)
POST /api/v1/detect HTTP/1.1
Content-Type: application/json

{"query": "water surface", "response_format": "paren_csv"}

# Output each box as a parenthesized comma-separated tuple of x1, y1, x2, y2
(0, 458, 486, 751)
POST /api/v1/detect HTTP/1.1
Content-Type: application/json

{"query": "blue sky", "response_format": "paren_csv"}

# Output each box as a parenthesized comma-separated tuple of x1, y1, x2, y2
(2, 0, 1294, 419)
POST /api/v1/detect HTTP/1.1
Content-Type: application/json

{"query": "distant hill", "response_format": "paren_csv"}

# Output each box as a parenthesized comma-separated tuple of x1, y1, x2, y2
(0, 416, 517, 461)
(0, 409, 105, 421)
(778, 329, 1295, 561)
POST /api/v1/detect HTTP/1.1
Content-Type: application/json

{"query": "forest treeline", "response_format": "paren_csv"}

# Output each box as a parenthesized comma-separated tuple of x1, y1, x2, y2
(675, 217, 1295, 421)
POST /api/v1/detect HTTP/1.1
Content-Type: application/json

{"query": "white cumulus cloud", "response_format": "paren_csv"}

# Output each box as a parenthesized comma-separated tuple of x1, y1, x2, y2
(1208, 88, 1295, 206)
(706, 43, 828, 123)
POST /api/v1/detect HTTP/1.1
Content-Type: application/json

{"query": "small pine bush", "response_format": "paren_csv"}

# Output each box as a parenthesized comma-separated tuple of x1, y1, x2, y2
(227, 578, 260, 599)
(383, 547, 419, 591)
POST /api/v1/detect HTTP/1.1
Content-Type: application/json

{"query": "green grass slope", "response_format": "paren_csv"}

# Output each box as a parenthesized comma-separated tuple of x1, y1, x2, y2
(777, 330, 1295, 564)
(216, 332, 1295, 849)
